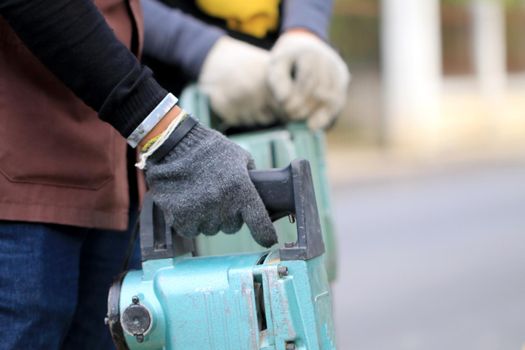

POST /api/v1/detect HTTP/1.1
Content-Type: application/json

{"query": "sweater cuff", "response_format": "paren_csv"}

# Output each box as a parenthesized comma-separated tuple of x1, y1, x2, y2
(99, 67, 168, 138)
(281, 0, 334, 41)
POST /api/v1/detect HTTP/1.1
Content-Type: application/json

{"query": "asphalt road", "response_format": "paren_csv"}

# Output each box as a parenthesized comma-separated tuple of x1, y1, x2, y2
(330, 159, 525, 350)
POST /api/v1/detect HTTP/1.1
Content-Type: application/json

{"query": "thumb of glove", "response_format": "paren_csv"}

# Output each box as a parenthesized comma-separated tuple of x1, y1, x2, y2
(241, 187, 278, 248)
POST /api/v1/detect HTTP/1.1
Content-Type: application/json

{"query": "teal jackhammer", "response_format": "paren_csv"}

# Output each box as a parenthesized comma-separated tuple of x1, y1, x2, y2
(106, 159, 336, 350)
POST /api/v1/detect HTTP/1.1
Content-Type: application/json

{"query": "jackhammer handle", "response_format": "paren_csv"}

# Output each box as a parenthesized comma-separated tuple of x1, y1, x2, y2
(250, 159, 325, 260)
(249, 166, 295, 222)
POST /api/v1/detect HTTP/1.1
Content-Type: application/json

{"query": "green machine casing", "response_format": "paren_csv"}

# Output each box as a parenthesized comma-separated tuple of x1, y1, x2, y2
(107, 160, 337, 349)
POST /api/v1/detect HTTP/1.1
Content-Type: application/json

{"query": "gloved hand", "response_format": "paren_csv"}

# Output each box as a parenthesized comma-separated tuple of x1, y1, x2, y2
(144, 119, 278, 248)
(267, 31, 351, 130)
(198, 36, 276, 127)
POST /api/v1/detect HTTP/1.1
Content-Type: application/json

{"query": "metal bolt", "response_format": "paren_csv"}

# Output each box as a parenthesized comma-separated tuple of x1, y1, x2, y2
(132, 296, 140, 304)
(285, 342, 296, 350)
(288, 214, 296, 224)
(277, 265, 288, 277)
(135, 334, 144, 343)
(284, 242, 295, 248)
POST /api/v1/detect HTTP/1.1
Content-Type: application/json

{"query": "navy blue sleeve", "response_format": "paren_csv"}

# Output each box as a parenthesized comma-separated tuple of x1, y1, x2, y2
(0, 0, 168, 138)
(281, 0, 334, 40)
(142, 0, 224, 79)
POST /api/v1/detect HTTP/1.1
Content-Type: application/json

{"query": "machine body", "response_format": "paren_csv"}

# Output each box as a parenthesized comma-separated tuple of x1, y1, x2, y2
(107, 159, 336, 349)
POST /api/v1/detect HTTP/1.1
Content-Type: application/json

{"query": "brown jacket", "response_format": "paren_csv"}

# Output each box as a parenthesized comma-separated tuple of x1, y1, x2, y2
(0, 0, 144, 231)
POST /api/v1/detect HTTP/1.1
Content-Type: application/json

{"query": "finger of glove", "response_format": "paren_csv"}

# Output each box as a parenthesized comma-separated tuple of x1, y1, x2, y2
(241, 188, 277, 248)
(281, 55, 322, 119)
(248, 84, 279, 125)
(202, 76, 257, 127)
(218, 79, 272, 127)
(307, 105, 337, 130)
(266, 91, 289, 124)
(308, 70, 347, 128)
(168, 200, 207, 239)
(312, 51, 351, 104)
(309, 76, 348, 130)
(290, 95, 324, 123)
(282, 91, 318, 121)
(251, 107, 278, 125)
(333, 51, 352, 90)
(219, 170, 250, 234)
(306, 76, 348, 130)
(235, 100, 273, 126)
(208, 91, 247, 126)
(292, 44, 349, 119)
(220, 211, 244, 234)
(267, 55, 294, 106)
(198, 216, 222, 236)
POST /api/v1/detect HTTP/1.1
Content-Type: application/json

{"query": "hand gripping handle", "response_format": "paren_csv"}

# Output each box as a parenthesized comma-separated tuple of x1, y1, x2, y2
(139, 159, 325, 261)
(249, 159, 325, 261)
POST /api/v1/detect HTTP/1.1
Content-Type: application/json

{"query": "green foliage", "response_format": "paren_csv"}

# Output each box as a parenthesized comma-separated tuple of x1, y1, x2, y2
(505, 0, 525, 6)
(441, 0, 524, 7)
(330, 14, 380, 69)
(335, 0, 524, 8)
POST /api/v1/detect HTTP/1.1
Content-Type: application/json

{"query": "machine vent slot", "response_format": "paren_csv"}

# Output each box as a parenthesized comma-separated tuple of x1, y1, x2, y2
(253, 277, 267, 332)
(152, 205, 167, 251)
(256, 253, 269, 265)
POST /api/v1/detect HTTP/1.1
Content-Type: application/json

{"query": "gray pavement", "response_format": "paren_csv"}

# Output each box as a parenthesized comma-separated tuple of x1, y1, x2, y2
(331, 158, 525, 350)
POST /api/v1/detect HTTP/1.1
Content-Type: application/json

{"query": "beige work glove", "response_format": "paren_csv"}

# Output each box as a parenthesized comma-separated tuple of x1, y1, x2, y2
(198, 36, 276, 127)
(267, 31, 350, 130)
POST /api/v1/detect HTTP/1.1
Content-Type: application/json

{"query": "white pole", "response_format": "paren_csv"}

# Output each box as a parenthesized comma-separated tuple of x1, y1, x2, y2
(381, 0, 442, 148)
(471, 0, 507, 98)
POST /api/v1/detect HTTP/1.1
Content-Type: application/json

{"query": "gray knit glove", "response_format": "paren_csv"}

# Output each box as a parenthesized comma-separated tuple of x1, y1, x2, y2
(144, 123, 278, 248)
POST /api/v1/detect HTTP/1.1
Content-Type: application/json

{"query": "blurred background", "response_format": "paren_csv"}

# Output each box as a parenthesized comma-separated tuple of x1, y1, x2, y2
(327, 0, 525, 348)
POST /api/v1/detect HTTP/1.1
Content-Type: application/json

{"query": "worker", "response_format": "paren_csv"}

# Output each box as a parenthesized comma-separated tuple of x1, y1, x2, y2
(0, 0, 275, 348)
(141, 0, 351, 131)
(0, 0, 348, 349)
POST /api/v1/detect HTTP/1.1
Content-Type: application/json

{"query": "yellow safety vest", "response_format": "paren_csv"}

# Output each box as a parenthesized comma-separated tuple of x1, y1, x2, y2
(196, 0, 280, 38)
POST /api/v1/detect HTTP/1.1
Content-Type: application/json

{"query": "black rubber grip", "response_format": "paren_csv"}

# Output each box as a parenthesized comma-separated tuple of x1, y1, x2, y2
(249, 165, 295, 221)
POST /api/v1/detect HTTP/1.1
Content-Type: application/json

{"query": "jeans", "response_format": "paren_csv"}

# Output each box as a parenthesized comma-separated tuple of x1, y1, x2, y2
(0, 216, 140, 350)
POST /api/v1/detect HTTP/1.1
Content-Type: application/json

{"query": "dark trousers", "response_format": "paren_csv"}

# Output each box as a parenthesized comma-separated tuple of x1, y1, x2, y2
(0, 215, 140, 350)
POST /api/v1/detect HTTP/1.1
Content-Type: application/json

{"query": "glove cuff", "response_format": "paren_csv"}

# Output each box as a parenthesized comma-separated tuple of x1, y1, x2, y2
(148, 115, 200, 163)
(168, 122, 216, 156)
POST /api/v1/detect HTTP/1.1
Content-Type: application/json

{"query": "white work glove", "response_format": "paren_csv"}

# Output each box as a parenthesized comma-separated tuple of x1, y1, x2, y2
(268, 32, 350, 130)
(198, 36, 275, 127)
